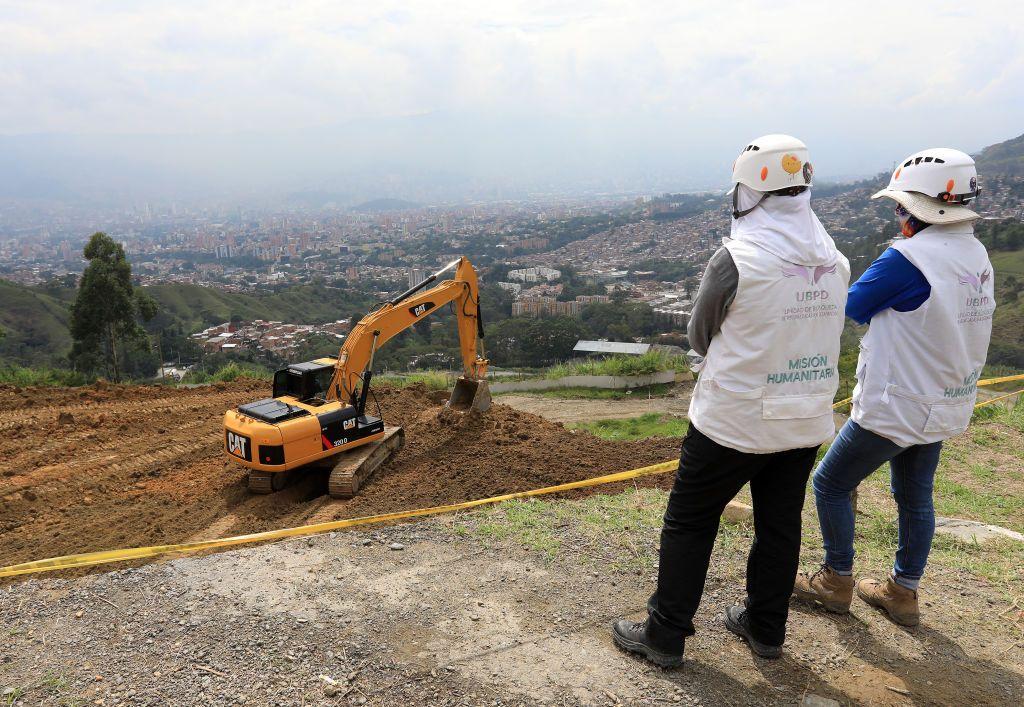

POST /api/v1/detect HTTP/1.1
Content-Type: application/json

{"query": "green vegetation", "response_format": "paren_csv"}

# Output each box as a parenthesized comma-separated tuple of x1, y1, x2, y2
(375, 370, 454, 390)
(628, 257, 699, 282)
(501, 383, 673, 400)
(69, 233, 158, 381)
(974, 132, 1024, 176)
(0, 279, 73, 368)
(469, 487, 746, 568)
(181, 361, 272, 384)
(545, 350, 685, 379)
(570, 413, 688, 441)
(0, 365, 90, 387)
(990, 249, 1024, 276)
(144, 281, 375, 334)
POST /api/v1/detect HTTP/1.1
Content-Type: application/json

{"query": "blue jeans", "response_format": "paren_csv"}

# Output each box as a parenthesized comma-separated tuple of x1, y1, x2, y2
(812, 420, 942, 590)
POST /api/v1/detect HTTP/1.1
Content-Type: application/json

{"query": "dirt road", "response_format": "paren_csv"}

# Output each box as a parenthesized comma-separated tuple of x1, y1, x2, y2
(0, 381, 678, 573)
(499, 384, 693, 424)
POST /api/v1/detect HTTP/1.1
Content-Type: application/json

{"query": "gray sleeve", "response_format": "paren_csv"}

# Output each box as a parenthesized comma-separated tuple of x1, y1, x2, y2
(687, 247, 738, 357)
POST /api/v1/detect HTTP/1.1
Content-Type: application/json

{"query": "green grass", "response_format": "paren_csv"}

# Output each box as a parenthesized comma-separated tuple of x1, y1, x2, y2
(500, 383, 672, 400)
(0, 365, 90, 387)
(990, 249, 1024, 277)
(181, 362, 272, 383)
(375, 370, 454, 391)
(544, 350, 686, 379)
(468, 487, 749, 569)
(571, 412, 688, 441)
(463, 398, 1024, 594)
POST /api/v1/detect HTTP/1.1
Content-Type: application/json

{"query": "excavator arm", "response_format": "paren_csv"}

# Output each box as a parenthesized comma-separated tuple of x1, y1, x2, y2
(326, 257, 489, 406)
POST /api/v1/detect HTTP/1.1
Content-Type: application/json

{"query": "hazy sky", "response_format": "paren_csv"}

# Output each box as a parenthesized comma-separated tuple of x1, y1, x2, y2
(2, 1, 1022, 199)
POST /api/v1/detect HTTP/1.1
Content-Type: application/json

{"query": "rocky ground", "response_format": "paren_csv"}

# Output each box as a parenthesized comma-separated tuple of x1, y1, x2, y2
(2, 493, 1023, 707)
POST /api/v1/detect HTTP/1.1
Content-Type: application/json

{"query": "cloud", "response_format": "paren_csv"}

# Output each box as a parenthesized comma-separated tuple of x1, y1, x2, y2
(0, 0, 1021, 190)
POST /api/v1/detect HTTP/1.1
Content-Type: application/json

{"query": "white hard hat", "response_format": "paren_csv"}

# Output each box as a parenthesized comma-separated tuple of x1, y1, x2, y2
(872, 148, 980, 224)
(730, 134, 814, 194)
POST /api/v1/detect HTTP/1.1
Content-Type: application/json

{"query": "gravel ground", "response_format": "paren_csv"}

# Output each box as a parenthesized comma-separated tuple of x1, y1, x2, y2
(3, 500, 1023, 706)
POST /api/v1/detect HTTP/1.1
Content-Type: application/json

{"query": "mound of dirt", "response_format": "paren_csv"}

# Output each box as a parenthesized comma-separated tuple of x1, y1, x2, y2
(0, 381, 680, 576)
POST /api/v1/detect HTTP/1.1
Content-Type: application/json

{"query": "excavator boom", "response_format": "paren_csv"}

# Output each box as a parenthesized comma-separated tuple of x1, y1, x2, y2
(327, 257, 489, 409)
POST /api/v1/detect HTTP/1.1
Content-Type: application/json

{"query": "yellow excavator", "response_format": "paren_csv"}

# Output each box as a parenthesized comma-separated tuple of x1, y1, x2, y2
(223, 257, 490, 497)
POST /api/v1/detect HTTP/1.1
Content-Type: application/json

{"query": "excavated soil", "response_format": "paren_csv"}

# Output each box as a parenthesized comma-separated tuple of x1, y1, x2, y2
(0, 380, 679, 574)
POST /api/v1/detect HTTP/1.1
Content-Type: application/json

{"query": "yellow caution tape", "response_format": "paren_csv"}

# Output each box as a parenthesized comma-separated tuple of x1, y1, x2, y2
(977, 373, 1024, 387)
(0, 461, 679, 579)
(3, 374, 1023, 580)
(974, 388, 1024, 408)
(831, 373, 1024, 411)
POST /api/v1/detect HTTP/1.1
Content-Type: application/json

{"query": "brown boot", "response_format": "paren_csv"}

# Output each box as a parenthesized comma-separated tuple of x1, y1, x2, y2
(793, 565, 854, 613)
(856, 575, 920, 627)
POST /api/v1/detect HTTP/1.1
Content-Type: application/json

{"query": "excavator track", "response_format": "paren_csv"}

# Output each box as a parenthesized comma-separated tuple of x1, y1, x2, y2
(248, 470, 289, 494)
(328, 426, 405, 498)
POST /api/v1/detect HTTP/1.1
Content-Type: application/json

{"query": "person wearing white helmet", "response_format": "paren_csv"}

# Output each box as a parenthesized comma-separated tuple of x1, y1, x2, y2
(795, 149, 994, 627)
(612, 135, 850, 665)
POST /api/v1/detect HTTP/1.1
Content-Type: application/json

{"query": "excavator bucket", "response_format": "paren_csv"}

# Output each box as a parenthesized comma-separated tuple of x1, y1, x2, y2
(447, 376, 491, 413)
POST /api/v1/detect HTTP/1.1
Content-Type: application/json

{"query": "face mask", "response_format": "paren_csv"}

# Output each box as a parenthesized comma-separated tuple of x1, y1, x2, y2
(895, 205, 920, 237)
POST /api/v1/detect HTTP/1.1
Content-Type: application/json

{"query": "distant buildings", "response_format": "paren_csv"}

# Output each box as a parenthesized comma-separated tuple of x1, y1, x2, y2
(191, 318, 351, 356)
(497, 281, 522, 294)
(507, 266, 561, 283)
(511, 294, 610, 318)
(407, 267, 430, 289)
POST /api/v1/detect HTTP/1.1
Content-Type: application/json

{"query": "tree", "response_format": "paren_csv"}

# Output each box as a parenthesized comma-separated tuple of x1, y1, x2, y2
(69, 232, 158, 381)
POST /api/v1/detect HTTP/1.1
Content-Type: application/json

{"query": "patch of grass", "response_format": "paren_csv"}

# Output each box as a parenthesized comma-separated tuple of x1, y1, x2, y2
(3, 687, 25, 706)
(509, 383, 672, 400)
(474, 498, 565, 559)
(571, 413, 688, 441)
(0, 365, 90, 387)
(182, 362, 272, 384)
(375, 370, 453, 391)
(933, 471, 1024, 529)
(545, 350, 686, 379)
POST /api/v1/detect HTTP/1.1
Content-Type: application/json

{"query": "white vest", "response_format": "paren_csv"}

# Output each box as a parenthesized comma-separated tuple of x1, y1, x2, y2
(689, 239, 850, 454)
(851, 225, 994, 447)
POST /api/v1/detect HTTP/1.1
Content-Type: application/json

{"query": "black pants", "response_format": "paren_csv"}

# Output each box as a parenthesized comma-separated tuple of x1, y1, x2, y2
(647, 425, 818, 649)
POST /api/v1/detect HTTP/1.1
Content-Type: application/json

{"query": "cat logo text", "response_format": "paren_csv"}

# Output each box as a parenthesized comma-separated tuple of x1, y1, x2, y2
(226, 431, 252, 461)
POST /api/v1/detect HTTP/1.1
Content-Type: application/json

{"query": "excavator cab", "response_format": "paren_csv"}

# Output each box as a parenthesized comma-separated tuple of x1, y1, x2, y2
(271, 360, 336, 406)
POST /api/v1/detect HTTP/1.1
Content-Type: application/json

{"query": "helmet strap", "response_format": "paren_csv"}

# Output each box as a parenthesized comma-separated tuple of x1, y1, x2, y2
(732, 188, 769, 219)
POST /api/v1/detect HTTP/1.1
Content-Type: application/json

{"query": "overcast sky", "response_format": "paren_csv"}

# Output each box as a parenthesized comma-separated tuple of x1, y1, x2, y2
(2, 1, 1022, 199)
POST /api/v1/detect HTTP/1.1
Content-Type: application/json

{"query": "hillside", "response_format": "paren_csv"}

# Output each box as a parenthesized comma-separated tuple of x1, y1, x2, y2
(0, 279, 73, 367)
(143, 282, 374, 333)
(975, 132, 1024, 176)
(0, 280, 376, 367)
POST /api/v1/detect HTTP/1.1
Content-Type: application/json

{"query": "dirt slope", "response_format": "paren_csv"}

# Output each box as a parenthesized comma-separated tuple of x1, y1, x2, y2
(0, 380, 679, 573)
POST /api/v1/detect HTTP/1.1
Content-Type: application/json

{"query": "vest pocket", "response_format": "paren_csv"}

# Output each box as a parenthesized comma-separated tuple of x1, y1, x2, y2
(887, 385, 973, 435)
(923, 400, 973, 434)
(762, 393, 834, 420)
(702, 379, 764, 400)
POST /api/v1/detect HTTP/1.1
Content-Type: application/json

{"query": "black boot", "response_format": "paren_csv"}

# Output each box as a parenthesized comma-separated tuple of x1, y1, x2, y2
(723, 605, 781, 659)
(611, 619, 683, 668)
